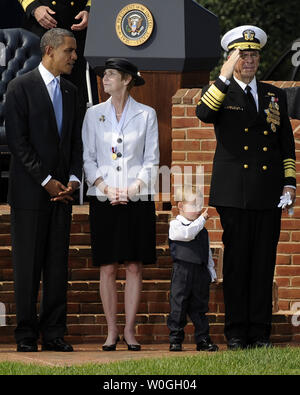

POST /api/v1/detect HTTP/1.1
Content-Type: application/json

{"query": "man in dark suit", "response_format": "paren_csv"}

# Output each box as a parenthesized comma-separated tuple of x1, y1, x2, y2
(196, 25, 296, 350)
(5, 28, 82, 352)
(18, 0, 92, 124)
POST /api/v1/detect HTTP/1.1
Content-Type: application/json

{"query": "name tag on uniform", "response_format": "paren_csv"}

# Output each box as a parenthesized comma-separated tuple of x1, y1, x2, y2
(224, 105, 244, 111)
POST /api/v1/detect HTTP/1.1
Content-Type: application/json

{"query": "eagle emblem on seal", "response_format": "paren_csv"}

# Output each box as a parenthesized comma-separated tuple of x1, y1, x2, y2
(127, 14, 144, 36)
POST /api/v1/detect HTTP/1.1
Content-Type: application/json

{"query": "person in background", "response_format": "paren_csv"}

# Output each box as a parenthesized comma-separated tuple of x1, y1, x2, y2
(168, 186, 218, 352)
(0, 0, 23, 28)
(82, 58, 159, 352)
(196, 25, 296, 350)
(5, 28, 82, 352)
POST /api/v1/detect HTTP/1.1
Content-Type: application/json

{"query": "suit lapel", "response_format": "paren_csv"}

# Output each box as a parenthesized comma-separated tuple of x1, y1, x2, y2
(256, 82, 272, 125)
(257, 82, 271, 114)
(34, 68, 60, 144)
(100, 96, 143, 130)
(229, 77, 262, 123)
(60, 78, 71, 143)
(98, 97, 113, 125)
(123, 96, 143, 129)
(228, 78, 248, 108)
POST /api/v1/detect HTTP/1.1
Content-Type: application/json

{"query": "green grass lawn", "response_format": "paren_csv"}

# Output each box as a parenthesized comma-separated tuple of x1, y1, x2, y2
(0, 347, 300, 375)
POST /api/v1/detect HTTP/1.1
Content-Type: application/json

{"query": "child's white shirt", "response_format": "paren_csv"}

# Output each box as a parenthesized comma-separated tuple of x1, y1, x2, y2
(169, 214, 217, 282)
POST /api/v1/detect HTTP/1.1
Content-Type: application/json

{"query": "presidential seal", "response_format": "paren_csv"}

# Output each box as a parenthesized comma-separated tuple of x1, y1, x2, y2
(115, 3, 154, 47)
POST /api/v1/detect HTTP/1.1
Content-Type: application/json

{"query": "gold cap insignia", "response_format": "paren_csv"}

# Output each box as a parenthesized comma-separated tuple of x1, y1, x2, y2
(243, 29, 255, 41)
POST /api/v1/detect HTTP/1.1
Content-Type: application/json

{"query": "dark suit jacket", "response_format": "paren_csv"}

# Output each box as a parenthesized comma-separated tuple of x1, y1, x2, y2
(0, 0, 23, 28)
(5, 67, 82, 210)
(196, 77, 296, 210)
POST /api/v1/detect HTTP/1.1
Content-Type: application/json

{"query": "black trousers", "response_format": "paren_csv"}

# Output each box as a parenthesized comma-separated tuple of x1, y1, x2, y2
(167, 261, 211, 344)
(216, 206, 282, 343)
(11, 203, 72, 343)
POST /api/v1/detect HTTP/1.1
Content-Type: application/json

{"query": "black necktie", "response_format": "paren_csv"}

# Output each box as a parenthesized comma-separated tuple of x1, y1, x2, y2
(245, 85, 257, 113)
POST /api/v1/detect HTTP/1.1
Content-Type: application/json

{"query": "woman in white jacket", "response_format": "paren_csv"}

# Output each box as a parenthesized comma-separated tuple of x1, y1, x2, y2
(82, 58, 159, 351)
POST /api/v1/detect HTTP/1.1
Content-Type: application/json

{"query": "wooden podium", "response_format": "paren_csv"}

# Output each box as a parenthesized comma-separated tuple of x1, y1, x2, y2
(85, 0, 220, 168)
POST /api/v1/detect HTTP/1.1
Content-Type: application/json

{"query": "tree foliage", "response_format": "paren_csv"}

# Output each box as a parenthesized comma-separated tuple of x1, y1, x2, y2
(196, 0, 300, 80)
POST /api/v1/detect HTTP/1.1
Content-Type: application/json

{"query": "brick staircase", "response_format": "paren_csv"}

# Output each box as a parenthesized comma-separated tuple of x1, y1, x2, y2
(0, 204, 298, 345)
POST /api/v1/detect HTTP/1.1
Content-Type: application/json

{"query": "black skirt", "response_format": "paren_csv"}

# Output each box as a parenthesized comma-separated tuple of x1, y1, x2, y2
(89, 196, 156, 266)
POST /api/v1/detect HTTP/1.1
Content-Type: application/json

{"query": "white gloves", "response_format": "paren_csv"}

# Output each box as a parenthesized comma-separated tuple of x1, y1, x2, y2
(278, 191, 294, 216)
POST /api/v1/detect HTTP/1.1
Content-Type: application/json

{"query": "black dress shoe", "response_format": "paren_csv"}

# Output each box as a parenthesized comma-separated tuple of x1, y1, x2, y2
(250, 339, 272, 349)
(17, 338, 38, 352)
(169, 343, 182, 352)
(102, 336, 120, 351)
(196, 338, 219, 352)
(42, 337, 73, 352)
(227, 338, 247, 351)
(124, 338, 141, 351)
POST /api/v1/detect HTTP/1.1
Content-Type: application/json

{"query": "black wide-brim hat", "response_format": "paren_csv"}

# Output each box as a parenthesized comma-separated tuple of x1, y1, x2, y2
(101, 58, 145, 86)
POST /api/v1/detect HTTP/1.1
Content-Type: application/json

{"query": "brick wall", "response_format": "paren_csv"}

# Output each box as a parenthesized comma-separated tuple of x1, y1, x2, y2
(171, 81, 300, 312)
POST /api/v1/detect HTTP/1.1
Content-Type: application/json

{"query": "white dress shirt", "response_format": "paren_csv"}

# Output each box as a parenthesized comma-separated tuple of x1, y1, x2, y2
(169, 214, 217, 282)
(82, 95, 159, 196)
(38, 62, 80, 187)
(234, 75, 259, 111)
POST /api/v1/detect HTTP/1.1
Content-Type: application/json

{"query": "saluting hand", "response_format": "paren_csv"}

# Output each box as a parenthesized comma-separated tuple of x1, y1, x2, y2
(220, 48, 240, 80)
(33, 6, 57, 30)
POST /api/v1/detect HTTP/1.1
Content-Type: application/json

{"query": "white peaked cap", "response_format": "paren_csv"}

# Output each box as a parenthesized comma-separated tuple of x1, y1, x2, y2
(221, 25, 267, 52)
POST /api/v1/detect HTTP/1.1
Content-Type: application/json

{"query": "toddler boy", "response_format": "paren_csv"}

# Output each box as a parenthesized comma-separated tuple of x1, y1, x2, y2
(168, 186, 218, 352)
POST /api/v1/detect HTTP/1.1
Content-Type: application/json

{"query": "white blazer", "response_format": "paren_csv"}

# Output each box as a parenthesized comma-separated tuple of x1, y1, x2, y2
(82, 96, 160, 196)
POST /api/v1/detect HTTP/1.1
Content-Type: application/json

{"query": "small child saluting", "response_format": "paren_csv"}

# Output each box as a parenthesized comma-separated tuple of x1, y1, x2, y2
(168, 186, 218, 352)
